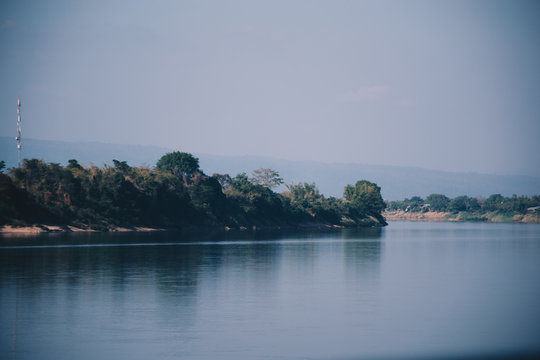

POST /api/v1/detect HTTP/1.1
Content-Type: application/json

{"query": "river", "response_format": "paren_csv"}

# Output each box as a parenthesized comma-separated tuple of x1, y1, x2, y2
(1, 222, 540, 359)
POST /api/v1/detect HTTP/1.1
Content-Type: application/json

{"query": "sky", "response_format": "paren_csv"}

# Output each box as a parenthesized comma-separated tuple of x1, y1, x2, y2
(1, 0, 540, 176)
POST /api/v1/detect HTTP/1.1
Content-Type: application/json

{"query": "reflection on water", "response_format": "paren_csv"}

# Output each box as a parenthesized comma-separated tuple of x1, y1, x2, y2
(1, 224, 540, 359)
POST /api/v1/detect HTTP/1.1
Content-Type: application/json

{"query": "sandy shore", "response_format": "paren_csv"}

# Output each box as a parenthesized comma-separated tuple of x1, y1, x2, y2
(383, 210, 454, 222)
(383, 210, 540, 223)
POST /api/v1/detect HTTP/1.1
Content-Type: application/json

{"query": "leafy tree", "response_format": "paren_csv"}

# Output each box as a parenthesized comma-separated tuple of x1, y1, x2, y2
(0, 172, 44, 224)
(483, 194, 505, 211)
(409, 196, 424, 204)
(284, 182, 322, 219)
(344, 180, 385, 215)
(212, 173, 232, 190)
(468, 197, 481, 211)
(0, 160, 5, 173)
(425, 194, 450, 212)
(283, 182, 347, 223)
(226, 173, 291, 224)
(449, 195, 469, 212)
(156, 152, 199, 177)
(188, 173, 234, 223)
(228, 173, 253, 193)
(67, 159, 82, 169)
(112, 159, 132, 174)
(286, 182, 322, 205)
(250, 168, 284, 189)
(448, 195, 481, 212)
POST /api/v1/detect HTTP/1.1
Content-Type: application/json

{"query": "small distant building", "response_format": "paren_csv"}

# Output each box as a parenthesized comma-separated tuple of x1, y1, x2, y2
(527, 206, 540, 212)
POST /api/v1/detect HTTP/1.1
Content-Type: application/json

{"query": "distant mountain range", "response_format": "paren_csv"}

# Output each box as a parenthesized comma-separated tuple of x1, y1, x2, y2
(1, 136, 539, 200)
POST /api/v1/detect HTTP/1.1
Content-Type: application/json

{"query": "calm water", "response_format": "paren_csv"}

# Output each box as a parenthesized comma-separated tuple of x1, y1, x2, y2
(1, 222, 540, 359)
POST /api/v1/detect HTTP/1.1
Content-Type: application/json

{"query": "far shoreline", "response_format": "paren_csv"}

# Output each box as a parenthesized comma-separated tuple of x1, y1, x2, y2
(383, 210, 540, 224)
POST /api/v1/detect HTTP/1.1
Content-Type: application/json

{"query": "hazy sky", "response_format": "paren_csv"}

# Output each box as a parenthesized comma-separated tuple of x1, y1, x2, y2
(1, 0, 539, 176)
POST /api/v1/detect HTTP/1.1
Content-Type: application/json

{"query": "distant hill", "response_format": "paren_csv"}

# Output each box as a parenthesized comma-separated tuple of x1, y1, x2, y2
(1, 137, 539, 200)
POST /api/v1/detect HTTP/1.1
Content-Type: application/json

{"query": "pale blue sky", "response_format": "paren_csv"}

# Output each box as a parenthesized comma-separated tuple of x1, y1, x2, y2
(1, 0, 539, 176)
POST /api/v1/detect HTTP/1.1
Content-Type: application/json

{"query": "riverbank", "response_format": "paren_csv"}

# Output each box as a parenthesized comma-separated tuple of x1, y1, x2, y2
(0, 224, 167, 234)
(0, 222, 358, 234)
(383, 210, 540, 223)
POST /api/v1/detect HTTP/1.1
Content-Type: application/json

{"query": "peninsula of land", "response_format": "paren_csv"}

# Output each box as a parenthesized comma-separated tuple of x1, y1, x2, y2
(0, 152, 387, 233)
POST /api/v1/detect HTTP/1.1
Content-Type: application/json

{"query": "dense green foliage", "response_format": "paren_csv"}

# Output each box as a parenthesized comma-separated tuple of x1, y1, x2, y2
(387, 193, 540, 216)
(423, 194, 450, 212)
(344, 180, 386, 220)
(156, 151, 200, 177)
(0, 154, 387, 230)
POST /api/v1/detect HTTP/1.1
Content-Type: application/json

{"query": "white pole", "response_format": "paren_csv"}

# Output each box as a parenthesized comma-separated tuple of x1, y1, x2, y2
(16, 98, 22, 167)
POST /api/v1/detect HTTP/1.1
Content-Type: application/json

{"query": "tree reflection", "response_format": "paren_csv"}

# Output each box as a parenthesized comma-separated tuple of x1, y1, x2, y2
(1, 229, 384, 360)
(342, 228, 383, 283)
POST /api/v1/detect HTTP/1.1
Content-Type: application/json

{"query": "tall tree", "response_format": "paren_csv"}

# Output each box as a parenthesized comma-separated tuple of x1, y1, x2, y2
(250, 168, 284, 189)
(344, 180, 385, 215)
(425, 194, 450, 212)
(156, 152, 200, 177)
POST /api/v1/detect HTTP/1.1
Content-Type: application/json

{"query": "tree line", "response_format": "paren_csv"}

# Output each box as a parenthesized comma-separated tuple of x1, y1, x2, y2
(0, 152, 387, 230)
(386, 193, 540, 214)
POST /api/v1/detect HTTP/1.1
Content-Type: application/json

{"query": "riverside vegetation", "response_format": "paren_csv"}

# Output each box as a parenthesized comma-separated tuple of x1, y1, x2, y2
(385, 194, 540, 223)
(0, 153, 387, 231)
